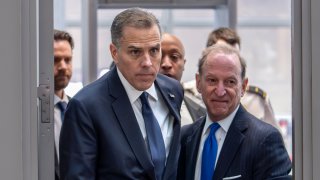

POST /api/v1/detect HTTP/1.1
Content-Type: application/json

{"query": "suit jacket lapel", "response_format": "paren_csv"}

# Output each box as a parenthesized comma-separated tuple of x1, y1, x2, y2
(214, 105, 248, 179)
(185, 118, 206, 179)
(108, 68, 155, 179)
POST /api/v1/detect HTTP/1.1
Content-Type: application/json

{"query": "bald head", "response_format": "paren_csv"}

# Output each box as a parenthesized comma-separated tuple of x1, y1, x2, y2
(160, 33, 186, 81)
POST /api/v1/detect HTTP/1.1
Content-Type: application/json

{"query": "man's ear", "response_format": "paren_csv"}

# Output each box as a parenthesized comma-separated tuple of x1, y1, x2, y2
(241, 78, 249, 97)
(196, 73, 202, 93)
(109, 43, 118, 64)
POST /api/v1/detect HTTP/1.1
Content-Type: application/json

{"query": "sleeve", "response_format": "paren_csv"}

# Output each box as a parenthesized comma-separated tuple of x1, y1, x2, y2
(59, 98, 97, 180)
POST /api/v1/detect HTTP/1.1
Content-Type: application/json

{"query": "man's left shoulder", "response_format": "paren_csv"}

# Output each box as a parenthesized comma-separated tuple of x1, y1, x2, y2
(247, 114, 280, 135)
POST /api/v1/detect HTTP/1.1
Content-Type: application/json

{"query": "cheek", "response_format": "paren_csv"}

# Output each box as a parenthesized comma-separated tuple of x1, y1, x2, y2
(153, 61, 161, 70)
(231, 87, 243, 99)
(67, 65, 73, 74)
(53, 66, 58, 75)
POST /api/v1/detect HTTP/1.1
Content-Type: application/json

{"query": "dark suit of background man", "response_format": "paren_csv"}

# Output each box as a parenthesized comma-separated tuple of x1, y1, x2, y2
(178, 44, 291, 180)
(60, 8, 183, 180)
(53, 29, 74, 180)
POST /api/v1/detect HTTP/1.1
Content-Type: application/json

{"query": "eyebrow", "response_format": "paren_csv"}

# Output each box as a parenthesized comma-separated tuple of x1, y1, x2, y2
(152, 44, 161, 49)
(127, 43, 160, 49)
(127, 45, 141, 50)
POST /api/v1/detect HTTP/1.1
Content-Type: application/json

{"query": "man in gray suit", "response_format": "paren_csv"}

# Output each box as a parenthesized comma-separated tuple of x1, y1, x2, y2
(178, 44, 291, 179)
(60, 8, 183, 180)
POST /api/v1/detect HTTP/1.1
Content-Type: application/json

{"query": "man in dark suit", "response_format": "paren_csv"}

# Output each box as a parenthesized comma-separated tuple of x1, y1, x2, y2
(53, 29, 74, 180)
(178, 44, 291, 179)
(59, 8, 183, 180)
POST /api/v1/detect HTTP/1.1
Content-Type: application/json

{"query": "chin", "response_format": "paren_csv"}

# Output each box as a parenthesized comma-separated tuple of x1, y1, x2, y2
(136, 83, 153, 91)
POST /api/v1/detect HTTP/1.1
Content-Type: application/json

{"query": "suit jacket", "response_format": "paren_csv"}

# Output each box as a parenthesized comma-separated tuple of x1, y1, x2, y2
(178, 105, 292, 180)
(59, 68, 183, 180)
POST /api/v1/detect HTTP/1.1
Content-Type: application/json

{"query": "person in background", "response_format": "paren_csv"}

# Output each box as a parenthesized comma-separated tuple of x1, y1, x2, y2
(184, 27, 279, 130)
(59, 8, 183, 180)
(53, 29, 74, 180)
(159, 33, 193, 125)
(178, 43, 292, 180)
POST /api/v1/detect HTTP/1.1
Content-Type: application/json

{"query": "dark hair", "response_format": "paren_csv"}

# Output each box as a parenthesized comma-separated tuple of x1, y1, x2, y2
(198, 43, 246, 80)
(110, 8, 161, 48)
(54, 29, 74, 49)
(206, 27, 240, 48)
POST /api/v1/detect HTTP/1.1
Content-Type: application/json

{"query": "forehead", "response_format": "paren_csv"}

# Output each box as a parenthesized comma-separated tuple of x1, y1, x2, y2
(54, 40, 72, 50)
(204, 52, 241, 74)
(161, 35, 184, 54)
(120, 25, 161, 47)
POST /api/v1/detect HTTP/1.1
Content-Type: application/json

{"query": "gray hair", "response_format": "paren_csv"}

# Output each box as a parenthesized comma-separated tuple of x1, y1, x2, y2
(198, 43, 247, 79)
(110, 8, 161, 48)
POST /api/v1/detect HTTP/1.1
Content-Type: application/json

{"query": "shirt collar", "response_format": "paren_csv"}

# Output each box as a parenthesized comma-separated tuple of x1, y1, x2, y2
(54, 91, 69, 105)
(202, 105, 240, 135)
(117, 67, 158, 104)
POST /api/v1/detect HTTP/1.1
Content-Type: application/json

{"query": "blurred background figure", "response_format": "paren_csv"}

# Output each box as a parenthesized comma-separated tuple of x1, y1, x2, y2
(53, 29, 74, 180)
(159, 33, 194, 125)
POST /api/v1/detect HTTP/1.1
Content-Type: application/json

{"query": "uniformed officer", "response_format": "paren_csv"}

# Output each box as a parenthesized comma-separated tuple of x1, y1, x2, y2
(183, 27, 280, 131)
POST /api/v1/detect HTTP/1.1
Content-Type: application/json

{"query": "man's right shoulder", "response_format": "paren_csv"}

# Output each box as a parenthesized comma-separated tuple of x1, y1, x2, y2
(72, 74, 111, 102)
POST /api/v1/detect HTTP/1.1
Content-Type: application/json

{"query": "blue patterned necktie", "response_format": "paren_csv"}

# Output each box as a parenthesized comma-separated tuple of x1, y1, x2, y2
(201, 123, 220, 180)
(56, 101, 67, 122)
(140, 92, 166, 180)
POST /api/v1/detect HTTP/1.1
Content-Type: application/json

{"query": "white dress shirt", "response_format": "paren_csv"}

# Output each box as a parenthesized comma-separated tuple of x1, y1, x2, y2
(54, 92, 69, 160)
(117, 68, 174, 158)
(194, 105, 240, 180)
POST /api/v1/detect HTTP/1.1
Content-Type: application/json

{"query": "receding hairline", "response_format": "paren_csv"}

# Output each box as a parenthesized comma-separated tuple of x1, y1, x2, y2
(198, 43, 246, 79)
(161, 33, 185, 56)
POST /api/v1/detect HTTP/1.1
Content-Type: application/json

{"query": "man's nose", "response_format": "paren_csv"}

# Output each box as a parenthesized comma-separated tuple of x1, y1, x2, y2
(58, 59, 67, 70)
(161, 56, 172, 69)
(214, 82, 226, 96)
(141, 54, 153, 67)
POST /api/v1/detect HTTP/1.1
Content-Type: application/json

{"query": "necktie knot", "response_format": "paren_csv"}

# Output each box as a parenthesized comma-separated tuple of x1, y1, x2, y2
(57, 101, 67, 112)
(57, 101, 67, 122)
(209, 123, 220, 136)
(140, 92, 149, 106)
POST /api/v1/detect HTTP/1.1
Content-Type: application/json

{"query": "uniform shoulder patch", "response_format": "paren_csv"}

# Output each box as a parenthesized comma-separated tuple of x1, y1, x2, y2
(246, 85, 267, 99)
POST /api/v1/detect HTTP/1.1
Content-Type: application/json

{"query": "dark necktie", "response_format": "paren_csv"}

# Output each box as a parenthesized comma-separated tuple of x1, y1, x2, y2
(201, 123, 220, 180)
(140, 92, 166, 180)
(56, 101, 67, 122)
